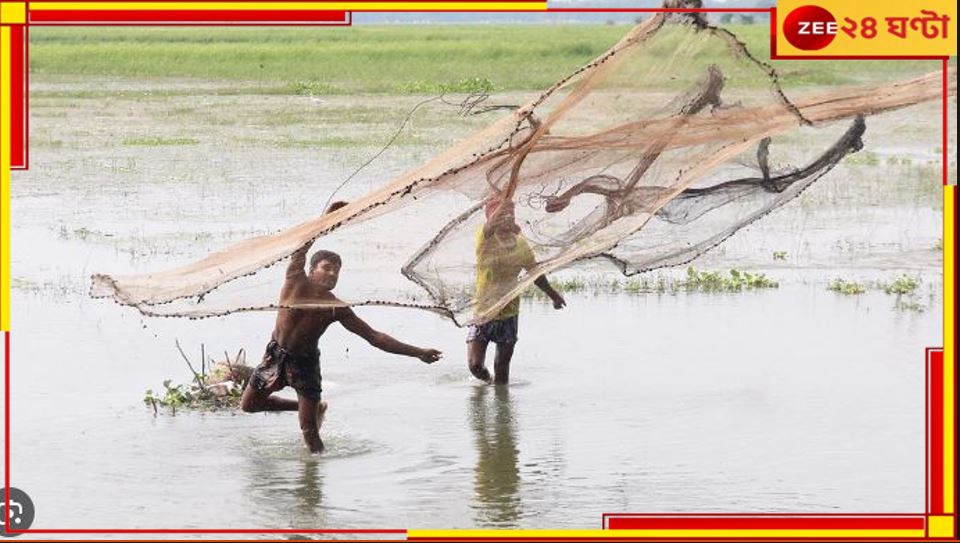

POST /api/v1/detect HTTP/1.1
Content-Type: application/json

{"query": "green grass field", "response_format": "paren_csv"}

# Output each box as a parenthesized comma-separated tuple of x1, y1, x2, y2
(29, 25, 948, 94)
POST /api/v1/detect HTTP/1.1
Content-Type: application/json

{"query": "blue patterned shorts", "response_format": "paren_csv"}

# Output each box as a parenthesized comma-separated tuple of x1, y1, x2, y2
(466, 315, 519, 345)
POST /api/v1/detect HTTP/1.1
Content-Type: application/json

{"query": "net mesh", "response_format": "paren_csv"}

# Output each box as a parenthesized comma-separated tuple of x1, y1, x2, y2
(90, 12, 956, 325)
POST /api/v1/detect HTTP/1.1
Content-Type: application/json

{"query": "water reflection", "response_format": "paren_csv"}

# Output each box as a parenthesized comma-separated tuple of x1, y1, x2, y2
(293, 458, 325, 523)
(470, 385, 522, 527)
(242, 444, 328, 529)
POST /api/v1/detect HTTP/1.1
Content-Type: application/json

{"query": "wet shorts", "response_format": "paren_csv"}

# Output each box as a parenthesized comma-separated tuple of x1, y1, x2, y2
(249, 340, 323, 400)
(466, 315, 519, 345)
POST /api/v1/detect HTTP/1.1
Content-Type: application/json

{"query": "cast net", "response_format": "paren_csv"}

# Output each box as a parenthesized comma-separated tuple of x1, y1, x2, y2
(90, 11, 955, 325)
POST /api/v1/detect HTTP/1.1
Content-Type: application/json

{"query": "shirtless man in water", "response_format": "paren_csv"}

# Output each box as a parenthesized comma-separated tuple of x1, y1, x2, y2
(240, 202, 442, 453)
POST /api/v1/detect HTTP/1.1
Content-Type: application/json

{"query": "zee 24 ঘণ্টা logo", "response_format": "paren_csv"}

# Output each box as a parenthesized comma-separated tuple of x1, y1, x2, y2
(781, 3, 951, 52)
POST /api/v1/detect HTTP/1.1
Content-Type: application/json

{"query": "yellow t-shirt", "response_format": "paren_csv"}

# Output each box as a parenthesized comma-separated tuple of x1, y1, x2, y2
(475, 227, 536, 319)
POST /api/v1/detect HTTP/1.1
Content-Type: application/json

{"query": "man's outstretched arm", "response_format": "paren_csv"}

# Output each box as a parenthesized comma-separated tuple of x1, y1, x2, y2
(339, 308, 442, 363)
(534, 275, 566, 310)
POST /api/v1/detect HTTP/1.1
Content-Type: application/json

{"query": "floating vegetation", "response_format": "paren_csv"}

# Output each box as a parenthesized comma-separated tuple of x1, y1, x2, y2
(824, 274, 928, 311)
(143, 341, 251, 415)
(676, 267, 779, 292)
(523, 267, 779, 299)
(827, 278, 867, 295)
(883, 275, 920, 295)
(882, 275, 923, 312)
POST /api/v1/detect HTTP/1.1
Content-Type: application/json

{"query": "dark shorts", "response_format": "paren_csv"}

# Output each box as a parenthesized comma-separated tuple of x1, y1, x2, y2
(466, 315, 519, 345)
(249, 340, 323, 400)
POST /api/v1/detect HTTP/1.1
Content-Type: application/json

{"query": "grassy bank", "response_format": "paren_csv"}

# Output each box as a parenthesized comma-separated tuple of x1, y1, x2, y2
(29, 25, 945, 94)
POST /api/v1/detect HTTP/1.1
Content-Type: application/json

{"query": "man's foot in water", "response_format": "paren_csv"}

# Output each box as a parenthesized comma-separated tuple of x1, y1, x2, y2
(469, 363, 493, 384)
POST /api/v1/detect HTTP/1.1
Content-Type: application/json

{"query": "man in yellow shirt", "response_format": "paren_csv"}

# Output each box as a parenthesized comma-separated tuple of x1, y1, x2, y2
(467, 196, 566, 384)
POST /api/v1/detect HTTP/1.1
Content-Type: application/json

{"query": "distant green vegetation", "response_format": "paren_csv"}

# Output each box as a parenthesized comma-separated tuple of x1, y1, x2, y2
(29, 25, 625, 93)
(28, 25, 944, 94)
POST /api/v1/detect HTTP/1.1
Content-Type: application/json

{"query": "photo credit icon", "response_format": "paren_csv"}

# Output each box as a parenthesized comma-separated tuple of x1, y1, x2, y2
(0, 488, 35, 538)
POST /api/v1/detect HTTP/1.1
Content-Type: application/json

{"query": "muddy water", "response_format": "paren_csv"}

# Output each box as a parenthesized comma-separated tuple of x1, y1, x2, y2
(4, 77, 947, 533)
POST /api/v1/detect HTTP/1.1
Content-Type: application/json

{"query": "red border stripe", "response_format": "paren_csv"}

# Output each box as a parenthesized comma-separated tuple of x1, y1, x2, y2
(929, 349, 945, 514)
(30, 9, 349, 23)
(7, 26, 26, 170)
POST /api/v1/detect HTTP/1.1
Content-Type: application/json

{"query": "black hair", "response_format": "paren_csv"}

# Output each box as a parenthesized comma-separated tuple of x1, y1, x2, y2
(309, 250, 342, 270)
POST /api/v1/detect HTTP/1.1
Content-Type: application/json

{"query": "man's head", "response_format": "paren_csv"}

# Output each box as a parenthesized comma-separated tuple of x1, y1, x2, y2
(484, 195, 520, 238)
(309, 250, 342, 290)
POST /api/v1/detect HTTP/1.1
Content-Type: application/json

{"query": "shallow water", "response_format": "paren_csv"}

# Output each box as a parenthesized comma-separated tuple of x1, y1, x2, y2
(3, 76, 947, 533)
(7, 287, 938, 532)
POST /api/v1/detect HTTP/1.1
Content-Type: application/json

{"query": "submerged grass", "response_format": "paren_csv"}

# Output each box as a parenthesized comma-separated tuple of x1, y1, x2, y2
(122, 136, 199, 146)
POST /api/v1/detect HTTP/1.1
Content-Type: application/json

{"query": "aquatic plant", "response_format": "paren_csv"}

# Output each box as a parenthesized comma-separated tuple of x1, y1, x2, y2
(883, 275, 920, 295)
(677, 267, 779, 292)
(144, 342, 250, 415)
(827, 278, 867, 295)
(524, 267, 780, 299)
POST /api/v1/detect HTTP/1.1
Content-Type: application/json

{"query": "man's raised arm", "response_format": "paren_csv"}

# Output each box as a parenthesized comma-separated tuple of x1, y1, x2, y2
(286, 241, 312, 281)
(285, 201, 349, 282)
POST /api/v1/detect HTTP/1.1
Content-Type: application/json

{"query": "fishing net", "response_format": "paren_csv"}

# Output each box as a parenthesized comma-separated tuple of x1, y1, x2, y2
(90, 10, 955, 325)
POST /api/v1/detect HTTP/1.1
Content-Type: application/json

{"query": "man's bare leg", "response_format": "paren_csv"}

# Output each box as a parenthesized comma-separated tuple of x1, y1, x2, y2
(467, 340, 492, 383)
(317, 401, 329, 431)
(298, 392, 324, 453)
(240, 383, 299, 412)
(493, 343, 515, 385)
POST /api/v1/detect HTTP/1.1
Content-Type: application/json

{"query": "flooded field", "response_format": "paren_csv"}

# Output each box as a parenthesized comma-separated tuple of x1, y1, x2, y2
(5, 59, 952, 534)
